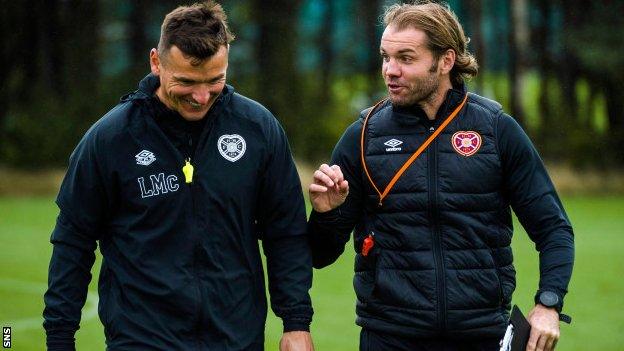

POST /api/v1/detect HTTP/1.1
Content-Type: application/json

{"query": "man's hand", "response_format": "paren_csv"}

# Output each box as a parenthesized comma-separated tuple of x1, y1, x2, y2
(279, 331, 314, 351)
(309, 164, 349, 213)
(526, 304, 560, 351)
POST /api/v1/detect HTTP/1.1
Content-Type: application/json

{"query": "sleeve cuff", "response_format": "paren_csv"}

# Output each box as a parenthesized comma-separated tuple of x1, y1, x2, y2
(310, 208, 341, 222)
(46, 329, 76, 351)
(283, 319, 311, 332)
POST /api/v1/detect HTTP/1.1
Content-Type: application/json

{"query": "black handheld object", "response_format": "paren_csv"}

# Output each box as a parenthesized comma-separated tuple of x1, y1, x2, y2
(510, 305, 531, 351)
(499, 305, 531, 351)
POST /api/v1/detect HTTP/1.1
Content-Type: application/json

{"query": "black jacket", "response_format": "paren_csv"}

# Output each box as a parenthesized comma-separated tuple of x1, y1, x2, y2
(308, 87, 574, 339)
(43, 74, 313, 350)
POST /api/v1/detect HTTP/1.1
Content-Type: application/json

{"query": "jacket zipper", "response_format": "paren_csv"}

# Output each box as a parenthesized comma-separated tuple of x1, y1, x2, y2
(184, 116, 218, 350)
(186, 134, 204, 349)
(142, 96, 221, 349)
(428, 125, 447, 333)
(491, 248, 504, 306)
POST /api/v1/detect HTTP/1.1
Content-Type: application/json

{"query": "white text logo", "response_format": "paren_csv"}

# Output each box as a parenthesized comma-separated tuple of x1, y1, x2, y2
(137, 173, 179, 198)
(3, 327, 10, 348)
(384, 138, 403, 152)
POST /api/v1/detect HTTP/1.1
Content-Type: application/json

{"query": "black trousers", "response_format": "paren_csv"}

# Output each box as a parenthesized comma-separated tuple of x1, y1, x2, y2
(360, 329, 501, 351)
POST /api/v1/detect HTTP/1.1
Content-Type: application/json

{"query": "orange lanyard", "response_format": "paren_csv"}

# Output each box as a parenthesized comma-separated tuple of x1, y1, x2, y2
(360, 94, 468, 206)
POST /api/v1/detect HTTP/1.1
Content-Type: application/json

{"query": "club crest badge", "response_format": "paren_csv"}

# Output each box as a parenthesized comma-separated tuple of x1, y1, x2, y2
(451, 131, 482, 157)
(218, 134, 246, 162)
(135, 150, 156, 166)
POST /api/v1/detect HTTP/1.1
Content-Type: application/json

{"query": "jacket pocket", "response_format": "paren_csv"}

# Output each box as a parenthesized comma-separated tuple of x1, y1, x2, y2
(353, 251, 378, 303)
(498, 264, 516, 308)
(494, 267, 504, 306)
(489, 241, 516, 308)
(488, 249, 504, 306)
(370, 249, 436, 309)
(99, 270, 118, 340)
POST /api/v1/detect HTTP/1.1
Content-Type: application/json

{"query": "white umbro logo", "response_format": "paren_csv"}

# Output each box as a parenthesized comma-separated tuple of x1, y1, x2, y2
(384, 138, 403, 152)
(135, 150, 156, 166)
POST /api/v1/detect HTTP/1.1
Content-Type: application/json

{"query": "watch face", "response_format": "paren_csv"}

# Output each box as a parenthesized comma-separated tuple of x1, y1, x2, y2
(540, 291, 559, 307)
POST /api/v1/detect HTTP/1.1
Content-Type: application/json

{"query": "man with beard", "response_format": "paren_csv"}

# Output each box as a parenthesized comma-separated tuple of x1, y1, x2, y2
(43, 2, 314, 350)
(307, 2, 574, 351)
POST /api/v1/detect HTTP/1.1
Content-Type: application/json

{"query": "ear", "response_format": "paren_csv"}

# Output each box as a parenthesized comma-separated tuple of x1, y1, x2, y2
(150, 48, 161, 76)
(439, 49, 456, 75)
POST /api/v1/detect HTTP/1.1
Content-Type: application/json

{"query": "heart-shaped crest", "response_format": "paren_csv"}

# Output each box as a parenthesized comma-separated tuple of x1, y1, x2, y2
(218, 134, 246, 162)
(451, 131, 482, 156)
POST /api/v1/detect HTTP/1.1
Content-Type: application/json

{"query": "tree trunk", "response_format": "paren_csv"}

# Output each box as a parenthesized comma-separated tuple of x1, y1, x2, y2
(508, 0, 529, 126)
(254, 0, 303, 151)
(318, 0, 334, 104)
(534, 0, 552, 147)
(128, 0, 150, 81)
(15, 2, 41, 104)
(467, 0, 485, 94)
(63, 0, 100, 96)
(558, 0, 582, 125)
(41, 0, 65, 97)
(357, 0, 381, 100)
(0, 2, 20, 128)
(605, 80, 624, 165)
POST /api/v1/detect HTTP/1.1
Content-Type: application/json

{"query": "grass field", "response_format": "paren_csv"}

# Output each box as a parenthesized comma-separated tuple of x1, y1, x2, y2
(1, 196, 623, 350)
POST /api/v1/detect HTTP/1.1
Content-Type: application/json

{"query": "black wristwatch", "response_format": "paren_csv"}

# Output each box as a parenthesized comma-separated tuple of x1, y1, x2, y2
(535, 290, 572, 324)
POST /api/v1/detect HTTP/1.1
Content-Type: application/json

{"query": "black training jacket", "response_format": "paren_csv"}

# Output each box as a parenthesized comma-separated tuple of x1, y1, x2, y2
(308, 86, 574, 339)
(43, 74, 313, 350)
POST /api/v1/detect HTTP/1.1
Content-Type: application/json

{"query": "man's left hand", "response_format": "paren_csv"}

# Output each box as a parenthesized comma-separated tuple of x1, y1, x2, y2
(526, 304, 560, 351)
(279, 331, 314, 351)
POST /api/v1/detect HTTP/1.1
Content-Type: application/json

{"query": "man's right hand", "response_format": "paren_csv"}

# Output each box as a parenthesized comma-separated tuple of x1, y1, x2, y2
(309, 164, 349, 213)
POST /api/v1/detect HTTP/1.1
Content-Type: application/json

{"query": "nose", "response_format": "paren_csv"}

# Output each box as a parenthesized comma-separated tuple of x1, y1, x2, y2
(192, 85, 211, 105)
(384, 59, 401, 79)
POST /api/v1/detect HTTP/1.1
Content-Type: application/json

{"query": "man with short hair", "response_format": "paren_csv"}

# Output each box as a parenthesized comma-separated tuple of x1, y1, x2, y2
(308, 2, 574, 351)
(43, 2, 314, 350)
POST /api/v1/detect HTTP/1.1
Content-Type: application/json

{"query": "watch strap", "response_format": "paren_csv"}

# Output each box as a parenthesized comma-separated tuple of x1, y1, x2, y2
(559, 313, 572, 324)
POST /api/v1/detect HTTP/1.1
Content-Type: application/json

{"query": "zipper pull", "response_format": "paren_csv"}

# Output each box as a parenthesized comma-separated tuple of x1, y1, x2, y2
(362, 233, 375, 257)
(182, 158, 194, 184)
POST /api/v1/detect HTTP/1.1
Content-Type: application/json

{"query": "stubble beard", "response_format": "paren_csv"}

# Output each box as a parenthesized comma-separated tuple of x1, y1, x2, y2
(166, 90, 205, 114)
(156, 86, 182, 113)
(389, 63, 440, 108)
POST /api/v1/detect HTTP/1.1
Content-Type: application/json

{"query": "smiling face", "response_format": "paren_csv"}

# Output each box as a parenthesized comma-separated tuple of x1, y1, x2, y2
(150, 45, 228, 121)
(380, 25, 449, 108)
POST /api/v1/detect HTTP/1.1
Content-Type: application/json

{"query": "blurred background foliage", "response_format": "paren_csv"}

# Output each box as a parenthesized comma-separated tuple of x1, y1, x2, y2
(1, 0, 623, 170)
(1, 2, 624, 350)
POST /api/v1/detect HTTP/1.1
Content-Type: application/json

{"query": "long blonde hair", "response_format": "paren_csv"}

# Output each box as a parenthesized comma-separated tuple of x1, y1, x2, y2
(383, 1, 478, 85)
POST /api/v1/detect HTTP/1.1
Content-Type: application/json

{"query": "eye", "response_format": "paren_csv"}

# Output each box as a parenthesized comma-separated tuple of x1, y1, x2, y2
(400, 56, 413, 63)
(175, 78, 194, 86)
(380, 53, 389, 62)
